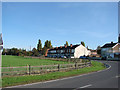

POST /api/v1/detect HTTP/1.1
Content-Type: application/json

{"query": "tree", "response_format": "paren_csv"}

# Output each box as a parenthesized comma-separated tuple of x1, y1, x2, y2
(11, 48, 19, 56)
(66, 41, 69, 46)
(44, 40, 49, 48)
(97, 46, 101, 55)
(42, 46, 47, 55)
(42, 40, 53, 55)
(48, 40, 52, 48)
(2, 48, 6, 55)
(32, 48, 39, 56)
(44, 40, 52, 48)
(28, 51, 33, 56)
(22, 49, 27, 56)
(81, 41, 85, 47)
(37, 39, 42, 52)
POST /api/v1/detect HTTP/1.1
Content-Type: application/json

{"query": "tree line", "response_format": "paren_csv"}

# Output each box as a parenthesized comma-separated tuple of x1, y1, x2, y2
(2, 39, 53, 57)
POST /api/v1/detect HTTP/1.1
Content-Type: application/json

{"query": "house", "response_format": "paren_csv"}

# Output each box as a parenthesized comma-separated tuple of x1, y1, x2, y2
(89, 49, 100, 57)
(47, 44, 91, 58)
(101, 34, 120, 59)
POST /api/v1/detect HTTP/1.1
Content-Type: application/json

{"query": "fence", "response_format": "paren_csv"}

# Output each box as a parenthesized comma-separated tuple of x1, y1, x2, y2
(2, 61, 91, 77)
(24, 56, 84, 63)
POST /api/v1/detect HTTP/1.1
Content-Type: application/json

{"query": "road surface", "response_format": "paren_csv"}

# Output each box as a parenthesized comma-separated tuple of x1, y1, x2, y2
(4, 60, 120, 89)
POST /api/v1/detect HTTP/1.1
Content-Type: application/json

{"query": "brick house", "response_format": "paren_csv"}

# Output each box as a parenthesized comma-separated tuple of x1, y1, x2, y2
(47, 44, 91, 58)
(101, 34, 120, 59)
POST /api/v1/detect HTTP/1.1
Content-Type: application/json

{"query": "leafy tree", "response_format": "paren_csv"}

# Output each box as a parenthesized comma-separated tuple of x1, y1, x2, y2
(42, 40, 53, 55)
(44, 40, 48, 48)
(37, 39, 42, 52)
(81, 41, 85, 47)
(44, 40, 53, 49)
(48, 40, 52, 48)
(97, 46, 101, 55)
(32, 48, 39, 56)
(2, 48, 6, 55)
(28, 51, 33, 56)
(66, 41, 69, 46)
(11, 48, 19, 56)
(22, 49, 27, 56)
(42, 46, 47, 55)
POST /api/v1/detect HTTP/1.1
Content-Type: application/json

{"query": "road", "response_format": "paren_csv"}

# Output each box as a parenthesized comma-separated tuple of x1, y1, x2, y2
(4, 60, 120, 89)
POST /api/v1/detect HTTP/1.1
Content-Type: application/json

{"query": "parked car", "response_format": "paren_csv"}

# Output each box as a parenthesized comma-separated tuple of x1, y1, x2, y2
(79, 56, 87, 59)
(67, 56, 74, 58)
(101, 56, 107, 60)
(61, 56, 67, 58)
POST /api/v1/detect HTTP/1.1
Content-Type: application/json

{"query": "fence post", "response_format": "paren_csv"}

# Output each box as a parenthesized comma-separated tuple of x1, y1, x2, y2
(58, 64, 60, 71)
(85, 60, 87, 67)
(89, 60, 91, 66)
(40, 67, 42, 74)
(29, 65, 31, 75)
(27, 64, 29, 74)
(68, 58, 70, 63)
(75, 61, 77, 69)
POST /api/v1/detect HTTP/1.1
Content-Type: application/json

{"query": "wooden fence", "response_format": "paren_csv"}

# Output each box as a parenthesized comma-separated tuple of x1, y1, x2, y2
(24, 56, 85, 63)
(2, 61, 91, 77)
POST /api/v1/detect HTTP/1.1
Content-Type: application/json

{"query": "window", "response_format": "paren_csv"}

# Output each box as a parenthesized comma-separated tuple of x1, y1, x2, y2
(61, 50, 64, 53)
(72, 49, 75, 53)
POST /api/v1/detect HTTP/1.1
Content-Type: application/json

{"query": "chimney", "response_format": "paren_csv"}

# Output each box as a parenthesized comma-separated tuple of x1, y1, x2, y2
(119, 34, 120, 43)
(70, 44, 72, 47)
(60, 46, 62, 48)
(111, 41, 113, 44)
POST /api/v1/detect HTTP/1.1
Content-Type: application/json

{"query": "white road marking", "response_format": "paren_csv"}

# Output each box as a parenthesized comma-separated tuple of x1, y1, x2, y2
(80, 84, 92, 88)
(4, 63, 111, 88)
(116, 75, 120, 78)
(73, 84, 92, 90)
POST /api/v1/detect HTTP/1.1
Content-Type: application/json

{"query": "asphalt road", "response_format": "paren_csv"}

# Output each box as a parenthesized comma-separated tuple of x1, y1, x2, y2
(5, 60, 120, 89)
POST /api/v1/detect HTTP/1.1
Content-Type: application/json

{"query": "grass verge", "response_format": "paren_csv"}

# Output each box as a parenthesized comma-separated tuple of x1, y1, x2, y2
(2, 61, 106, 87)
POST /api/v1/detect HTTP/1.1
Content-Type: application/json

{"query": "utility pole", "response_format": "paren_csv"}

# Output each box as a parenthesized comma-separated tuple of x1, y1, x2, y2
(30, 45, 31, 51)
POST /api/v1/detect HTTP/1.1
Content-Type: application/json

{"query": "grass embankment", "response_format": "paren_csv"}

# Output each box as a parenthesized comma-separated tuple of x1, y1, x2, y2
(2, 61, 106, 87)
(2, 55, 72, 67)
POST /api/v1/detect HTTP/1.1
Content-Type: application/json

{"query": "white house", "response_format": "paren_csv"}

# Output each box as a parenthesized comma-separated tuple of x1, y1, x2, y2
(74, 44, 91, 58)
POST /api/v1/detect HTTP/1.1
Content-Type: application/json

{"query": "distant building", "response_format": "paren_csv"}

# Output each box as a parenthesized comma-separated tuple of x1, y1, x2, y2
(88, 49, 100, 57)
(47, 44, 91, 58)
(101, 34, 120, 59)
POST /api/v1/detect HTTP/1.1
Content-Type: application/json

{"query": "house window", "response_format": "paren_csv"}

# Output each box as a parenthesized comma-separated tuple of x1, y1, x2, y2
(61, 50, 64, 53)
(72, 49, 75, 53)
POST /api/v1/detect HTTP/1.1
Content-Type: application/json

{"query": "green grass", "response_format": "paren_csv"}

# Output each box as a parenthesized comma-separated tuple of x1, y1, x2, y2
(2, 55, 72, 67)
(2, 61, 106, 87)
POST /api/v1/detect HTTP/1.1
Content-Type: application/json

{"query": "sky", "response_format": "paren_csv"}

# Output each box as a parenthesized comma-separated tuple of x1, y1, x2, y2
(2, 2, 118, 50)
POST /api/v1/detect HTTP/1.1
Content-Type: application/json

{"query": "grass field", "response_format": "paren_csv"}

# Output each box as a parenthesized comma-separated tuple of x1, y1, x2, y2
(2, 61, 106, 87)
(2, 55, 72, 67)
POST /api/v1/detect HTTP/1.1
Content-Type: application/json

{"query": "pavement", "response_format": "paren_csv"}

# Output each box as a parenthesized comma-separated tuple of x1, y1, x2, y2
(3, 60, 120, 89)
